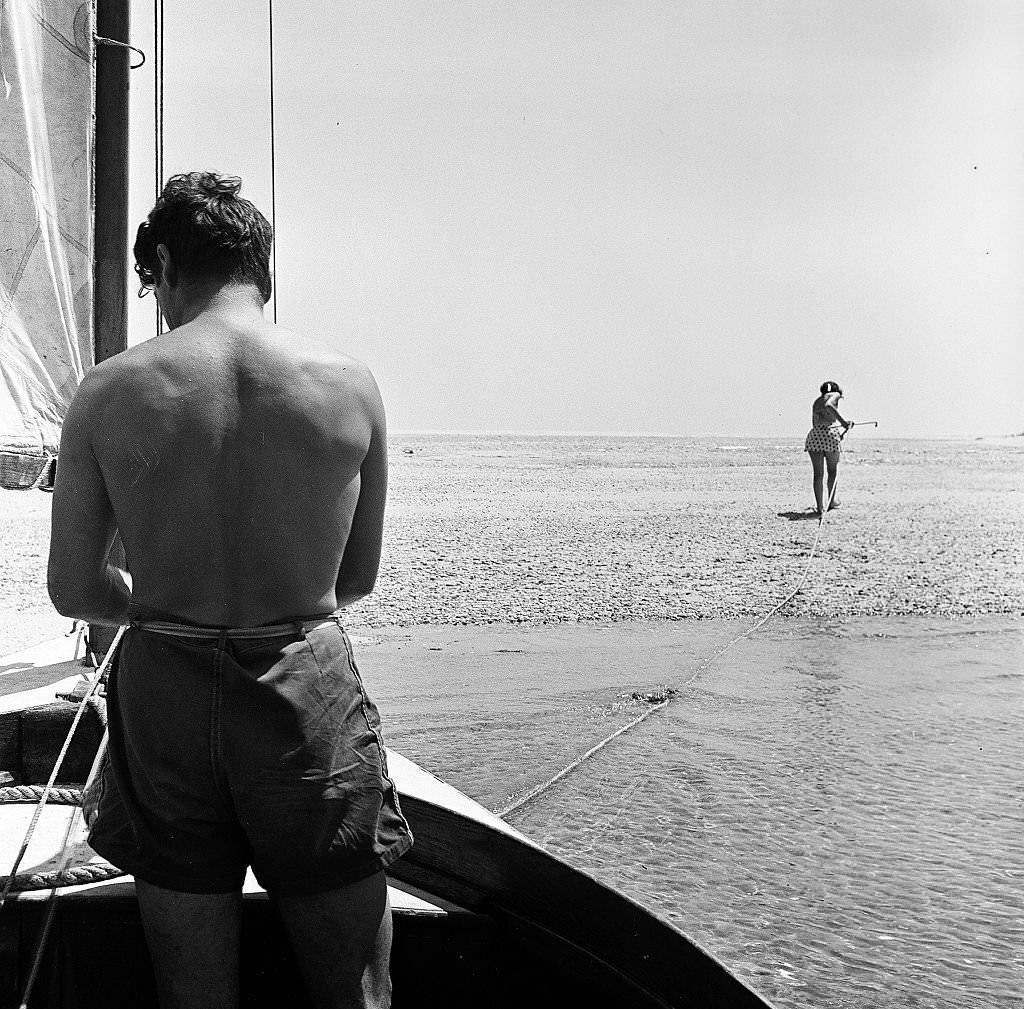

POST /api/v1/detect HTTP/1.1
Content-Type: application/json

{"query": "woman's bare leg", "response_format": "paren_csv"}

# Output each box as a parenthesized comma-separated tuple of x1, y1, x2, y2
(809, 452, 826, 514)
(825, 451, 840, 509)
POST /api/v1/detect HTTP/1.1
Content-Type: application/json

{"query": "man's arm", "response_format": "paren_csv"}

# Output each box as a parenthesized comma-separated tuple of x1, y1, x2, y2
(47, 374, 132, 624)
(335, 378, 387, 608)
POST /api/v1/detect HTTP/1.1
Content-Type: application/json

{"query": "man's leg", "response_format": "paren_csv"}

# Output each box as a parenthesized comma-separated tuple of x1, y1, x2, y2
(273, 871, 393, 1009)
(135, 880, 242, 1009)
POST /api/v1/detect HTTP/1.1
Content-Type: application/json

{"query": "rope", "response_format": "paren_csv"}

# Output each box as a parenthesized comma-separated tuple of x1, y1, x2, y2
(0, 626, 124, 911)
(144, 0, 278, 328)
(0, 771, 125, 898)
(2, 631, 124, 1009)
(94, 35, 146, 69)
(494, 697, 673, 819)
(498, 451, 847, 821)
(5, 860, 125, 895)
(0, 786, 83, 806)
(153, 0, 164, 335)
(267, 0, 278, 323)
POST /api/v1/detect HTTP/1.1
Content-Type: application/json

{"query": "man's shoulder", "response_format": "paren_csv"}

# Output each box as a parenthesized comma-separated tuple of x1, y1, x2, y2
(80, 328, 380, 405)
(277, 329, 366, 371)
(273, 331, 380, 394)
(74, 342, 150, 398)
(85, 335, 170, 374)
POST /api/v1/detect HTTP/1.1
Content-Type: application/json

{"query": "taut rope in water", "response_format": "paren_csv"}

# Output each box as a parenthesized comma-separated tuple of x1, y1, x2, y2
(497, 438, 856, 821)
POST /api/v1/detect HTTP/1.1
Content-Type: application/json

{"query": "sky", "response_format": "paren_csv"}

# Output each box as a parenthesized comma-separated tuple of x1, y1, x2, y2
(125, 1, 1023, 439)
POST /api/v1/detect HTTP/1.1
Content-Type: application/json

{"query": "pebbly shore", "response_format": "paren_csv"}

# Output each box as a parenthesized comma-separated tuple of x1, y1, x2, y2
(2, 434, 1021, 655)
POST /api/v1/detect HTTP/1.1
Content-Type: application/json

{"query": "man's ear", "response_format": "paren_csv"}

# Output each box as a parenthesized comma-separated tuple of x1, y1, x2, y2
(156, 244, 178, 287)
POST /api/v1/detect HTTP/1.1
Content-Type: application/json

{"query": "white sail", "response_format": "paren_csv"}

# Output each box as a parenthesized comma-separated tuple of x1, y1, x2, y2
(0, 0, 94, 490)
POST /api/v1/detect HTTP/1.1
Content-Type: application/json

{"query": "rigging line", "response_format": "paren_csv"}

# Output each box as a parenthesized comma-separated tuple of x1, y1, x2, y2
(153, 0, 164, 336)
(0, 626, 125, 912)
(498, 465, 844, 822)
(155, 0, 163, 201)
(15, 730, 110, 1009)
(267, 0, 278, 324)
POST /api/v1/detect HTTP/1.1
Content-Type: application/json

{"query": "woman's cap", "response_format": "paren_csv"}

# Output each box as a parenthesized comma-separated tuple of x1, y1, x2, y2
(820, 380, 843, 395)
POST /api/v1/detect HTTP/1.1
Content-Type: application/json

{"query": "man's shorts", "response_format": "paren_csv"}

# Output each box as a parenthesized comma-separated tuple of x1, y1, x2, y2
(87, 609, 413, 895)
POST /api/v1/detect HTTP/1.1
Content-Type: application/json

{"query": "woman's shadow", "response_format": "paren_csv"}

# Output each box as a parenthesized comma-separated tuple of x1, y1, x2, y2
(778, 509, 821, 521)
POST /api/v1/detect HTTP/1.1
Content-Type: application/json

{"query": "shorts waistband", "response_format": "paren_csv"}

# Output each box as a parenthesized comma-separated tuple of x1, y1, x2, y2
(127, 604, 340, 642)
(130, 618, 338, 641)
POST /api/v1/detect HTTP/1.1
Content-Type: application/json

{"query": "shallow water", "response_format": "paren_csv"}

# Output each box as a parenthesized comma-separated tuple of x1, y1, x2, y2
(365, 616, 1023, 1009)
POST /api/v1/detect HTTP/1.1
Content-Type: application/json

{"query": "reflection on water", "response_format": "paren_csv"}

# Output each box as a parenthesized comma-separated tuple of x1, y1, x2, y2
(370, 617, 1023, 1009)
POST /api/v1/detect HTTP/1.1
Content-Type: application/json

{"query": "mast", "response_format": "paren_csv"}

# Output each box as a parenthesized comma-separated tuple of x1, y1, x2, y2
(91, 0, 131, 656)
(93, 0, 131, 366)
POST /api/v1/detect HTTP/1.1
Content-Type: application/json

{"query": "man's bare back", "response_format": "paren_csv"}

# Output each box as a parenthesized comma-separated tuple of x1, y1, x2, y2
(49, 297, 386, 628)
(47, 173, 402, 1009)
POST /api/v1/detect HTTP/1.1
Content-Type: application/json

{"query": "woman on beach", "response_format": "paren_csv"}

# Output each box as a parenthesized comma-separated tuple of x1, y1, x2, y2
(804, 380, 852, 515)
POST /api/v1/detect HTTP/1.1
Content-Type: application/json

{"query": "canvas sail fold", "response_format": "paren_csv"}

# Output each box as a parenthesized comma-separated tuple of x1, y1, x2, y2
(0, 0, 94, 490)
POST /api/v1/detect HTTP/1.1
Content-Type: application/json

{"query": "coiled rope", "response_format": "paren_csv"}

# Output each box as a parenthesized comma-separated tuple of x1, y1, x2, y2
(0, 785, 124, 893)
(496, 462, 844, 820)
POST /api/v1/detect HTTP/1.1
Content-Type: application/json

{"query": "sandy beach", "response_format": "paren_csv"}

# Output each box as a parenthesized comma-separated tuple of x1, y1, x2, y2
(1, 434, 1021, 655)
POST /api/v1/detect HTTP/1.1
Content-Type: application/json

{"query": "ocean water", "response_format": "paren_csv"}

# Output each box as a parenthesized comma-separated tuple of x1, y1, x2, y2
(351, 433, 1024, 1009)
(365, 616, 1023, 1009)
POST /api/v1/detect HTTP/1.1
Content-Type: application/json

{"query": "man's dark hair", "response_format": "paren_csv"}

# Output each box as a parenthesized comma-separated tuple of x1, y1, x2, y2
(133, 172, 273, 304)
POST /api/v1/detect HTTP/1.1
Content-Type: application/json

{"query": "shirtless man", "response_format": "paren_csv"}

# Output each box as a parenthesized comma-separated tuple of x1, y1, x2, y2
(47, 172, 412, 1009)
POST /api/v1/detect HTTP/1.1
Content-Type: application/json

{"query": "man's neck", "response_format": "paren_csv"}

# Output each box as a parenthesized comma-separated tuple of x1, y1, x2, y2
(164, 281, 267, 330)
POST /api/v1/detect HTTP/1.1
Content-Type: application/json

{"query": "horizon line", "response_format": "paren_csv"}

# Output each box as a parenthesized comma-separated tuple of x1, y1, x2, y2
(389, 428, 1024, 441)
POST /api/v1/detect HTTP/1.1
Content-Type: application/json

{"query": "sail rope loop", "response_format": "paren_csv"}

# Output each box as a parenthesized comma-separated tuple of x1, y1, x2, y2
(497, 471, 843, 821)
(94, 35, 145, 69)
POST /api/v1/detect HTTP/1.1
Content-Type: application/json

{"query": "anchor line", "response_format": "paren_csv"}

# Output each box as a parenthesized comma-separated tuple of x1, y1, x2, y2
(497, 450, 848, 821)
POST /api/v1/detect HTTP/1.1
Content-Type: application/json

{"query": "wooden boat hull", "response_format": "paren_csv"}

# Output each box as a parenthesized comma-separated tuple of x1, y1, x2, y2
(0, 637, 773, 1009)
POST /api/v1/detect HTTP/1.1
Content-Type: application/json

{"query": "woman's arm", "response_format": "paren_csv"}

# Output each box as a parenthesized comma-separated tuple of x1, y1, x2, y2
(827, 404, 852, 429)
